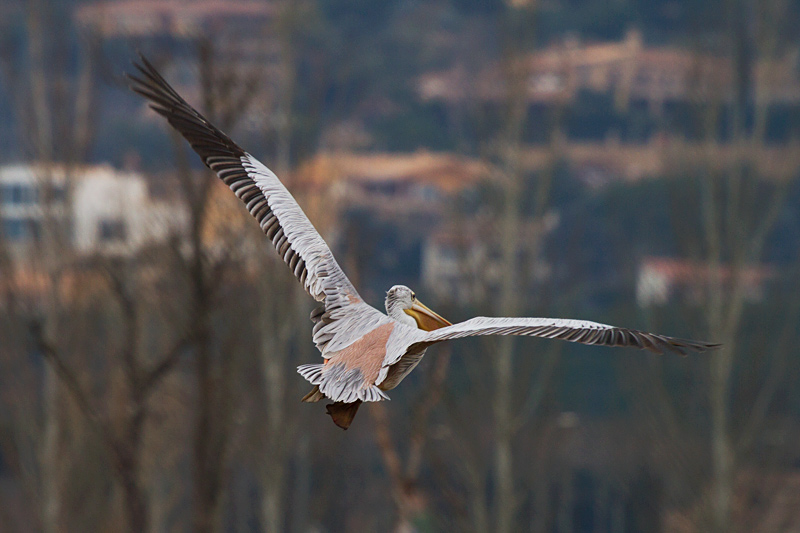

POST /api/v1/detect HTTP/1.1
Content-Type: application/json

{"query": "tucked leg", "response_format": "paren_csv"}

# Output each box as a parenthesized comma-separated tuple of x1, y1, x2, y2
(326, 401, 362, 430)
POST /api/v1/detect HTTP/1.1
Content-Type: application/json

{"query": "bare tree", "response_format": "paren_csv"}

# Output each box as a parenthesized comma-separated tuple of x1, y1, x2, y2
(489, 3, 561, 531)
(697, 2, 798, 530)
(370, 345, 452, 531)
(628, 1, 800, 529)
(164, 38, 276, 533)
(0, 2, 102, 530)
(30, 257, 194, 533)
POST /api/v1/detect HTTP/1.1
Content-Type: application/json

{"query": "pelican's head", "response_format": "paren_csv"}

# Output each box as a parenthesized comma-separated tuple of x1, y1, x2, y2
(385, 285, 452, 331)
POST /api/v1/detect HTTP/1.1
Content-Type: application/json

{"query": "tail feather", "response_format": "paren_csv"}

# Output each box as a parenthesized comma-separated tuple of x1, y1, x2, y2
(326, 401, 362, 430)
(298, 363, 391, 403)
(297, 363, 324, 385)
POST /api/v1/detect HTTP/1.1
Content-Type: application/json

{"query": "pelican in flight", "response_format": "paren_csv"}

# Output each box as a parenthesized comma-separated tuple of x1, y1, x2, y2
(129, 57, 719, 429)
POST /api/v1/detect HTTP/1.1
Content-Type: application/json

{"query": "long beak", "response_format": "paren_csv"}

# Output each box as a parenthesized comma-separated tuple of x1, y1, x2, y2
(404, 299, 452, 331)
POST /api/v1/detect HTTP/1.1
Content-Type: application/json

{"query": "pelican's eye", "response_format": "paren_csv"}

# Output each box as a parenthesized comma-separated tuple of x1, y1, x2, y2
(411, 291, 416, 299)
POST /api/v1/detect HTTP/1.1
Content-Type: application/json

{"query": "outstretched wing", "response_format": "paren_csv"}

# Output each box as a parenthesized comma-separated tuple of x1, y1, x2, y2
(128, 57, 362, 318)
(389, 316, 719, 370)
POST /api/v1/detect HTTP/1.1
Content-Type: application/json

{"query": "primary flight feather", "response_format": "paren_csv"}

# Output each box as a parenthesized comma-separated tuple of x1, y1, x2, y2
(128, 56, 719, 430)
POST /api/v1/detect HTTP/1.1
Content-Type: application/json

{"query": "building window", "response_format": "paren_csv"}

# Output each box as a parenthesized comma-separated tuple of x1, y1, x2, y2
(2, 217, 41, 241)
(415, 184, 440, 201)
(3, 218, 24, 239)
(1, 184, 38, 205)
(51, 185, 67, 202)
(98, 219, 127, 242)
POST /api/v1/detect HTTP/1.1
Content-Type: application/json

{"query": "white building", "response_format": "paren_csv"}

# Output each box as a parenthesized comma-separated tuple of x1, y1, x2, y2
(72, 165, 149, 254)
(0, 164, 67, 252)
(636, 256, 774, 307)
(0, 163, 185, 257)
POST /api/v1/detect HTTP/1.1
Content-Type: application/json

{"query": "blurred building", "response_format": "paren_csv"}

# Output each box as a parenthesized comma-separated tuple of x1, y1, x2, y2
(636, 256, 775, 307)
(0, 163, 186, 258)
(74, 0, 279, 73)
(75, 0, 276, 41)
(419, 29, 800, 111)
(0, 164, 64, 248)
(422, 212, 559, 304)
(520, 137, 800, 188)
(290, 151, 496, 293)
(76, 0, 282, 133)
(292, 150, 494, 224)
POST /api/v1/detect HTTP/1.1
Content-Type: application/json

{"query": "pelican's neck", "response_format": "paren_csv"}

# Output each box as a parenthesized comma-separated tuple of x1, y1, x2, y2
(386, 298, 417, 328)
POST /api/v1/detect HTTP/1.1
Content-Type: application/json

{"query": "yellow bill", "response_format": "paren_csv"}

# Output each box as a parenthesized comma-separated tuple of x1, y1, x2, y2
(404, 299, 452, 331)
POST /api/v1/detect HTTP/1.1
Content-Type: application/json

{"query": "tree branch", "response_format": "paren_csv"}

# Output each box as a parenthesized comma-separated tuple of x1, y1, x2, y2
(736, 260, 800, 454)
(369, 403, 408, 518)
(406, 346, 452, 480)
(142, 334, 193, 397)
(29, 319, 119, 454)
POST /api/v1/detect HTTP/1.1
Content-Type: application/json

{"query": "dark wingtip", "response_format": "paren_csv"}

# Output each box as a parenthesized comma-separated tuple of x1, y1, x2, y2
(675, 340, 722, 356)
(131, 51, 153, 71)
(126, 54, 158, 95)
(702, 342, 723, 351)
(128, 52, 148, 78)
(125, 72, 147, 93)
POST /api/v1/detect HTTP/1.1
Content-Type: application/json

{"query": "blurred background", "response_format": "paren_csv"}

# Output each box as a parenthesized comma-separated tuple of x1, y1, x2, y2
(1, 0, 799, 531)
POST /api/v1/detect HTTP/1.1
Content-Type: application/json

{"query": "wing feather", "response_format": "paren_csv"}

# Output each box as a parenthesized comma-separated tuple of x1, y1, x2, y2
(377, 315, 717, 388)
(128, 57, 362, 316)
(400, 316, 719, 358)
(129, 56, 379, 357)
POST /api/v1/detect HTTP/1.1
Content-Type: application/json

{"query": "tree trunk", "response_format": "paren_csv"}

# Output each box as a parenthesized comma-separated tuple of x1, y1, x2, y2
(493, 338, 516, 533)
(192, 312, 223, 533)
(120, 463, 148, 533)
(709, 372, 733, 532)
(41, 364, 62, 533)
(492, 16, 529, 531)
(261, 334, 286, 533)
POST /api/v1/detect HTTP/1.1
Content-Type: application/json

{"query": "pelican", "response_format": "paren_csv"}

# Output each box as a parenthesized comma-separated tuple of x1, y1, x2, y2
(129, 57, 719, 430)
